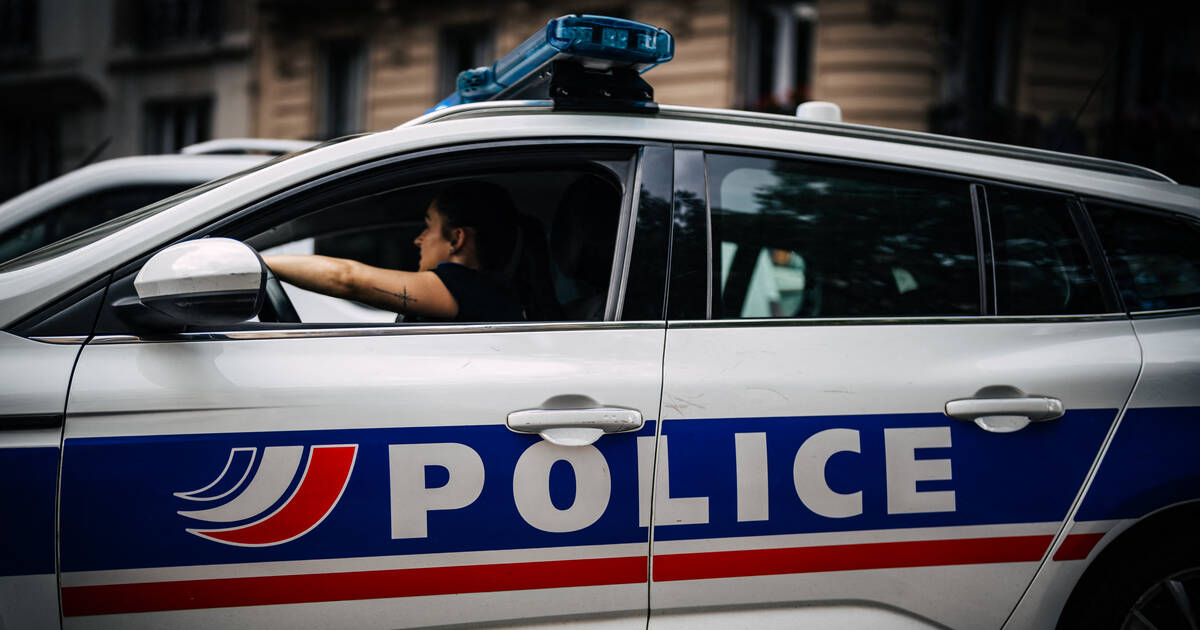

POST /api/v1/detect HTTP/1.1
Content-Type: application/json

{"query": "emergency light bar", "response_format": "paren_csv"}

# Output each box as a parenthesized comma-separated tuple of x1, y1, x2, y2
(428, 14, 674, 112)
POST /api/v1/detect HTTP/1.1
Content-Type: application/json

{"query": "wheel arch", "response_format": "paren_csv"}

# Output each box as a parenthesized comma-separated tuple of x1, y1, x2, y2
(1058, 499, 1200, 628)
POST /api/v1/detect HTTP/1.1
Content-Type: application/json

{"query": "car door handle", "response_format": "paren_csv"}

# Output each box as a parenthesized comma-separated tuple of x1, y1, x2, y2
(507, 406, 643, 446)
(945, 386, 1064, 433)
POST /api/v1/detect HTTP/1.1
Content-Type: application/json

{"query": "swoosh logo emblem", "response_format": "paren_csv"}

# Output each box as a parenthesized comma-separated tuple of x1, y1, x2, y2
(177, 444, 357, 547)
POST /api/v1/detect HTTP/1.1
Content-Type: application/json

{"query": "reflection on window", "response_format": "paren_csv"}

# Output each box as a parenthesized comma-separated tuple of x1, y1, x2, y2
(1089, 202, 1200, 311)
(988, 187, 1105, 315)
(708, 154, 979, 318)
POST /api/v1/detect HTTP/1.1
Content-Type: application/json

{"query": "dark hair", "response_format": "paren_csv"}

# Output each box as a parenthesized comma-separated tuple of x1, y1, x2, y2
(431, 181, 518, 271)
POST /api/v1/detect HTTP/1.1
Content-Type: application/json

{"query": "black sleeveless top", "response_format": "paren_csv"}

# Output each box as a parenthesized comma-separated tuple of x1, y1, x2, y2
(404, 263, 523, 323)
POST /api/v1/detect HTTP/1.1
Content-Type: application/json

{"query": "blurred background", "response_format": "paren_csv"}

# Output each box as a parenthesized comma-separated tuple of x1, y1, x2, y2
(1, 0, 1197, 204)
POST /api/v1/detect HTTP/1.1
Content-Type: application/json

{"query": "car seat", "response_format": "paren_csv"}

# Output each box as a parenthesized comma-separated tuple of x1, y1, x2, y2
(505, 213, 564, 321)
(551, 174, 621, 321)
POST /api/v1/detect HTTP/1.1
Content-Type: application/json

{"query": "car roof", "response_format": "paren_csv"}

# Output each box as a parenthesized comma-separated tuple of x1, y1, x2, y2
(403, 101, 1199, 217)
(0, 153, 269, 234)
(410, 101, 1176, 182)
(179, 138, 319, 156)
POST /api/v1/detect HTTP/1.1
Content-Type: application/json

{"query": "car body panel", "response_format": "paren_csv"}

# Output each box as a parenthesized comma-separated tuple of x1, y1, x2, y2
(0, 332, 80, 629)
(649, 320, 1141, 629)
(1005, 314, 1200, 628)
(59, 325, 665, 628)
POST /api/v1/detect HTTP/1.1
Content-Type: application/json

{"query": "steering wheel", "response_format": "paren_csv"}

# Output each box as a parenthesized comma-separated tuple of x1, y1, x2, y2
(259, 267, 301, 323)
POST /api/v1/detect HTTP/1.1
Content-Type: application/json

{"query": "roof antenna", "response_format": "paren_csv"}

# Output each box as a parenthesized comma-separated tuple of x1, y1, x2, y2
(1056, 52, 1115, 152)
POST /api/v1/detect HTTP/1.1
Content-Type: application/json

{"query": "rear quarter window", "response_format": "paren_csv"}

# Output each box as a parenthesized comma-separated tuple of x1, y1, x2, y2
(986, 186, 1107, 315)
(1087, 201, 1200, 311)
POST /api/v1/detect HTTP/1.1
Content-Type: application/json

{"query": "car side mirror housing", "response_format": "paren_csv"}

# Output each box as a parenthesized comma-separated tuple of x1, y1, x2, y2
(132, 238, 266, 325)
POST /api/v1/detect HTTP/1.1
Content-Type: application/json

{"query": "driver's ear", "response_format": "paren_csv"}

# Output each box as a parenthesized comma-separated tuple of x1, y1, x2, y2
(449, 227, 467, 251)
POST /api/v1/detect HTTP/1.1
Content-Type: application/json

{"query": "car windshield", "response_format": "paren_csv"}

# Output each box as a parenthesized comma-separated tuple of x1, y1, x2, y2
(0, 135, 363, 273)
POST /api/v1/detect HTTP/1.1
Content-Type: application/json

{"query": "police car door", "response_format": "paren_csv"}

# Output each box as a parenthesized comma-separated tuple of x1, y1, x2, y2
(56, 143, 671, 629)
(647, 150, 1141, 629)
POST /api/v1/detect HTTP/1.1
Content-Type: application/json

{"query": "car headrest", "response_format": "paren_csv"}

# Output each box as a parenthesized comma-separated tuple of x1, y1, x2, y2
(551, 174, 621, 289)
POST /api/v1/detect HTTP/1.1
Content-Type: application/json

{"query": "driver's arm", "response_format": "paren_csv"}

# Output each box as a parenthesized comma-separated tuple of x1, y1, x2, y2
(263, 254, 459, 318)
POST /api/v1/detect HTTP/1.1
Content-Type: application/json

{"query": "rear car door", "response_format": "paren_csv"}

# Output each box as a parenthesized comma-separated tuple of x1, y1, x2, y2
(647, 149, 1142, 629)
(56, 143, 672, 628)
(1017, 200, 1200, 628)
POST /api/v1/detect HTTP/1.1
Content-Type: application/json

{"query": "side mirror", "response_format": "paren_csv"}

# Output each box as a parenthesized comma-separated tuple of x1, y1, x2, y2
(133, 238, 266, 325)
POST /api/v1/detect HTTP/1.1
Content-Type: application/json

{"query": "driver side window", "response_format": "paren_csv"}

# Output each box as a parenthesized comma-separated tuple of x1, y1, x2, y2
(243, 153, 632, 325)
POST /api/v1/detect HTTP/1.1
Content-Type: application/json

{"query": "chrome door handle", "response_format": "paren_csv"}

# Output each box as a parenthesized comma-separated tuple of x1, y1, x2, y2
(507, 406, 643, 446)
(945, 386, 1064, 433)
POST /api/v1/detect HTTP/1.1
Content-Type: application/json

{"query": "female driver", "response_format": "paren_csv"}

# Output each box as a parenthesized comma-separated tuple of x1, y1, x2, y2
(264, 181, 524, 322)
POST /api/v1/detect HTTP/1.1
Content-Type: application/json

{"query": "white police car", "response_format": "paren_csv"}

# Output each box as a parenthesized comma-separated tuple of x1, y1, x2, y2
(0, 138, 315, 264)
(1, 14, 1198, 630)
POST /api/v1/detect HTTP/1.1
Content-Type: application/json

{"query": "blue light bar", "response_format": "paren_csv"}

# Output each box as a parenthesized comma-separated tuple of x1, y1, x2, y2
(428, 14, 674, 112)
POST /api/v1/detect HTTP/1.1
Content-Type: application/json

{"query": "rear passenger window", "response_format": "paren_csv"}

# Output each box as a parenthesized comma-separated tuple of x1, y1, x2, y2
(707, 154, 980, 318)
(987, 187, 1106, 315)
(1087, 201, 1200, 311)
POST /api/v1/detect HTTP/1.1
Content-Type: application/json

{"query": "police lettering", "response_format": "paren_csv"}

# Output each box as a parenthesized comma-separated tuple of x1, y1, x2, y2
(387, 427, 955, 538)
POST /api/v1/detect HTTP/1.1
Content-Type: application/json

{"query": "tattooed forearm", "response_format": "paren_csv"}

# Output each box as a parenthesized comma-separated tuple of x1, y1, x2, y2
(374, 286, 418, 310)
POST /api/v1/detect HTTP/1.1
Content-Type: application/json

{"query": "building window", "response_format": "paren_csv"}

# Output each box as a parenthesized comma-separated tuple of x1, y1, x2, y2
(133, 0, 221, 50)
(0, 0, 37, 64)
(929, 3, 1021, 143)
(438, 22, 495, 99)
(0, 114, 58, 203)
(740, 1, 817, 113)
(318, 39, 366, 140)
(143, 98, 212, 154)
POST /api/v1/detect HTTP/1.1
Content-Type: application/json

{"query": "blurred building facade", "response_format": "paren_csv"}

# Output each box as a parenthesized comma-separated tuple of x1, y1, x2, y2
(0, 0, 255, 201)
(1, 0, 1197, 203)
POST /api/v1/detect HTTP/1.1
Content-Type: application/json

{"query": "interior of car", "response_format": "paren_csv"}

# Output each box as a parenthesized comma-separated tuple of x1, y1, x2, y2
(247, 162, 626, 324)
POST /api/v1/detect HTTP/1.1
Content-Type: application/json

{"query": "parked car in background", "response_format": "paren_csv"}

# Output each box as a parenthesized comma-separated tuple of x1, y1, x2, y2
(0, 139, 315, 263)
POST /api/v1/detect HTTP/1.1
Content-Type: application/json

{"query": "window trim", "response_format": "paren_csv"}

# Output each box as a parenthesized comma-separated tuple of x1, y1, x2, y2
(1067, 197, 1123, 314)
(666, 148, 710, 321)
(622, 144, 674, 322)
(667, 313, 1130, 328)
(88, 320, 666, 345)
(1128, 307, 1200, 319)
(969, 183, 994, 315)
(609, 149, 642, 320)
